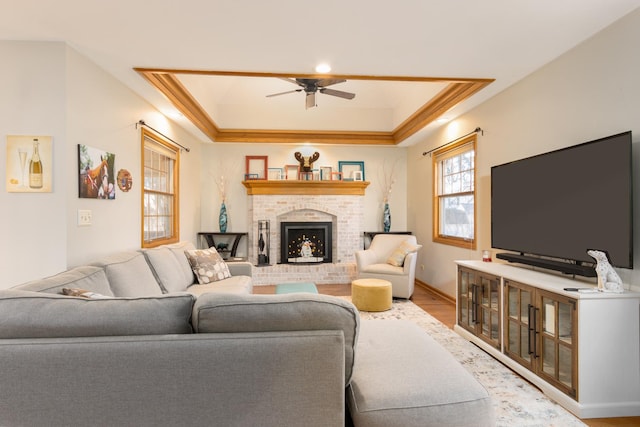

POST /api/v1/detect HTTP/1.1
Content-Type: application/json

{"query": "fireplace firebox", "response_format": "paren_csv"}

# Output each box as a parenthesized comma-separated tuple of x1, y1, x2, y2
(280, 221, 332, 264)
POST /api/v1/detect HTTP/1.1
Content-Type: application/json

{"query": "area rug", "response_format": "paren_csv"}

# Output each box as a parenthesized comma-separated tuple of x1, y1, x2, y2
(344, 297, 586, 427)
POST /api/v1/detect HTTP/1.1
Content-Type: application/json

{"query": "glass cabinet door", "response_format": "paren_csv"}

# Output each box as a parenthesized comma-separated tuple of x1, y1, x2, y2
(538, 290, 577, 398)
(503, 280, 535, 370)
(477, 273, 501, 348)
(457, 267, 476, 333)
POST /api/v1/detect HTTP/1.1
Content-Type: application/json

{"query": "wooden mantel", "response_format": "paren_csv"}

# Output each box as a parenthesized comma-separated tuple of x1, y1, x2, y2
(242, 180, 369, 196)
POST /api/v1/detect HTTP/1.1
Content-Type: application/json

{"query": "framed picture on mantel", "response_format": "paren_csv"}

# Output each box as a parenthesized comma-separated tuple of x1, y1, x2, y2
(245, 156, 268, 180)
(339, 161, 365, 181)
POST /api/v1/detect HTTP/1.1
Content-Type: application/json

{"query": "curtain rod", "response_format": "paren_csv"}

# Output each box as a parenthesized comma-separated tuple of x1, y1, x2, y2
(136, 120, 191, 153)
(422, 127, 483, 157)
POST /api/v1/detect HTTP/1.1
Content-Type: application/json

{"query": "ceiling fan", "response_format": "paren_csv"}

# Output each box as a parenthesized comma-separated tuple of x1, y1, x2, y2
(266, 78, 356, 109)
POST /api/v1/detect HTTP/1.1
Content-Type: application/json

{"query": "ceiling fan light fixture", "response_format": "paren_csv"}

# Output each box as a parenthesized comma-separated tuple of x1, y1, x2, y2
(315, 63, 331, 74)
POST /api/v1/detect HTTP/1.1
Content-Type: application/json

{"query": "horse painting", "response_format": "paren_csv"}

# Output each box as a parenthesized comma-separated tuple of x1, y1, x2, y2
(78, 144, 116, 199)
(79, 158, 109, 198)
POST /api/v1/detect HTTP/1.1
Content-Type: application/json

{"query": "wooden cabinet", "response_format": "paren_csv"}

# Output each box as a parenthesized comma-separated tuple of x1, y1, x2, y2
(457, 267, 501, 349)
(504, 280, 577, 398)
(455, 260, 640, 419)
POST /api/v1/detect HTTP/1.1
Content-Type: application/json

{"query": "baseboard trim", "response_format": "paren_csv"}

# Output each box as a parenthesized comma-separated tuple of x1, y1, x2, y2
(415, 279, 456, 305)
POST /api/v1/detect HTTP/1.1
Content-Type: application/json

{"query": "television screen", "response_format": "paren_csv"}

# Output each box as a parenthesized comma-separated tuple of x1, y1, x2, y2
(491, 131, 633, 270)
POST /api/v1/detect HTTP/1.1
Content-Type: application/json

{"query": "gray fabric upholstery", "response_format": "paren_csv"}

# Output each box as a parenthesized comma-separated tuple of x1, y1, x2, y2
(226, 260, 253, 277)
(186, 275, 253, 297)
(13, 265, 114, 296)
(91, 251, 163, 296)
(0, 331, 345, 427)
(193, 292, 359, 385)
(0, 290, 194, 338)
(142, 242, 196, 293)
(348, 320, 495, 427)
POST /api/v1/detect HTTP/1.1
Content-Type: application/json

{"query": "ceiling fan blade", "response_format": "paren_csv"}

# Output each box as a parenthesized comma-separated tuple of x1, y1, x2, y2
(319, 88, 356, 100)
(278, 77, 303, 86)
(316, 78, 346, 88)
(266, 89, 302, 97)
(305, 92, 316, 109)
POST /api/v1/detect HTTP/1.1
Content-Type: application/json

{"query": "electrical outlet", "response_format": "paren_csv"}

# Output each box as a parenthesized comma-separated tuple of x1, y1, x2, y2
(78, 209, 92, 226)
(420, 264, 425, 271)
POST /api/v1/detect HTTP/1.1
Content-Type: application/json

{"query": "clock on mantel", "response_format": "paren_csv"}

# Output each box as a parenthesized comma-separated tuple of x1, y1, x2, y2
(242, 180, 369, 196)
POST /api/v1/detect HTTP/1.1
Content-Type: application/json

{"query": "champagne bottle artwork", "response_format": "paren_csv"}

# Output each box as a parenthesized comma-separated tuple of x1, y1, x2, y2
(29, 138, 43, 189)
(6, 135, 52, 193)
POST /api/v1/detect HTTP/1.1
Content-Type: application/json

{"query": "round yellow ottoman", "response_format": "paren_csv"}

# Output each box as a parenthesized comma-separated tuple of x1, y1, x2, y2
(351, 278, 392, 312)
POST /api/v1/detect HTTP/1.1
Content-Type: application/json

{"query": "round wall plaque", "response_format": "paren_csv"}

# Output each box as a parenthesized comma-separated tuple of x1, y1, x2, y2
(117, 169, 132, 192)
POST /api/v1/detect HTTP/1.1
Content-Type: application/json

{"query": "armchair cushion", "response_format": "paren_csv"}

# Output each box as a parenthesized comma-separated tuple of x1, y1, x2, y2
(386, 241, 422, 267)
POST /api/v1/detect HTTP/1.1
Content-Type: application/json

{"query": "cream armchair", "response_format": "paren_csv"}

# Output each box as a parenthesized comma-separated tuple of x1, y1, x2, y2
(355, 234, 421, 299)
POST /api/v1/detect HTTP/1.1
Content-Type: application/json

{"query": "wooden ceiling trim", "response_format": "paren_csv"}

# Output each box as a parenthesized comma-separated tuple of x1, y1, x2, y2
(135, 68, 494, 145)
(392, 79, 493, 143)
(137, 70, 220, 140)
(215, 129, 396, 145)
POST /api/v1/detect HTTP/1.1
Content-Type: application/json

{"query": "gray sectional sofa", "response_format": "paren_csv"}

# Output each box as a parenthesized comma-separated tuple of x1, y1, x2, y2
(0, 241, 495, 426)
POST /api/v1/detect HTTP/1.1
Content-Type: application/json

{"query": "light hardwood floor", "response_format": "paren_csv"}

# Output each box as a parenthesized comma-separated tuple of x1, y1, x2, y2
(253, 282, 639, 427)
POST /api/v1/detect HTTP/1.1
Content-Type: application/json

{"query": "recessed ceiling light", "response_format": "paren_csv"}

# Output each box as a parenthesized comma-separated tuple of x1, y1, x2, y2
(436, 117, 450, 124)
(315, 63, 331, 74)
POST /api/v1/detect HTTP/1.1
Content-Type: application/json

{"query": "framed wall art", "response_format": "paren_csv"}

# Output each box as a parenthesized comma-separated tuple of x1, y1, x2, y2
(6, 135, 53, 193)
(78, 144, 116, 199)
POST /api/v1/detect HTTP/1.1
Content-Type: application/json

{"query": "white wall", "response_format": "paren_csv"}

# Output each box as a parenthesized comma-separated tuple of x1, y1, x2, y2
(0, 41, 67, 286)
(200, 143, 407, 235)
(0, 41, 202, 288)
(409, 8, 640, 297)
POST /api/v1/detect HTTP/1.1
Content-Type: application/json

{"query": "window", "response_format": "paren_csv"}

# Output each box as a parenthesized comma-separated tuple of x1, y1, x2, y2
(141, 128, 179, 247)
(433, 135, 476, 249)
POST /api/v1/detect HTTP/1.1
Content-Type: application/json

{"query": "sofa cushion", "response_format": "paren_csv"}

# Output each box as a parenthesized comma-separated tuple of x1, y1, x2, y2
(92, 251, 162, 297)
(184, 248, 231, 284)
(386, 240, 422, 267)
(192, 293, 359, 385)
(186, 275, 253, 297)
(0, 290, 195, 338)
(143, 241, 197, 293)
(12, 266, 114, 297)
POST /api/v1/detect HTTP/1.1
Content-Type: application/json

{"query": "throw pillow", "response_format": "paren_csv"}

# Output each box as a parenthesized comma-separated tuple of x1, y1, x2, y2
(185, 248, 231, 284)
(386, 240, 422, 267)
(61, 287, 111, 299)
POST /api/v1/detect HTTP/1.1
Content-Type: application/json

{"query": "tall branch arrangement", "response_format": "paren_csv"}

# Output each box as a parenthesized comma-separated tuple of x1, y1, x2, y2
(381, 160, 398, 203)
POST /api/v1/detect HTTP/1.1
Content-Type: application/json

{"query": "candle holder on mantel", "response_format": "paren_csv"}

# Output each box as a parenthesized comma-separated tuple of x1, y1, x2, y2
(257, 220, 270, 266)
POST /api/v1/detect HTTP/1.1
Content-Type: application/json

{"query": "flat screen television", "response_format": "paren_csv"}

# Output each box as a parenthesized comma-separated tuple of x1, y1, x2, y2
(491, 131, 633, 277)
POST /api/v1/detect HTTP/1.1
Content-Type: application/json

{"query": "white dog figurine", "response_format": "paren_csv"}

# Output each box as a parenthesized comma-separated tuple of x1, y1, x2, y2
(587, 250, 624, 293)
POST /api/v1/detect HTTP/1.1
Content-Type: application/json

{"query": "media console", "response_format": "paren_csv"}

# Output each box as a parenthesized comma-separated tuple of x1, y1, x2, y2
(496, 252, 597, 277)
(455, 260, 640, 418)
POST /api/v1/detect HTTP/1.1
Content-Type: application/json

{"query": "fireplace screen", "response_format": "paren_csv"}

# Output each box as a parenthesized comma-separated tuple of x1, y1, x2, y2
(280, 221, 332, 264)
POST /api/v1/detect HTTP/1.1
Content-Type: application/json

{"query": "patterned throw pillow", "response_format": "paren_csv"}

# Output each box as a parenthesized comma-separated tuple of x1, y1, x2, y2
(386, 241, 422, 267)
(184, 248, 231, 284)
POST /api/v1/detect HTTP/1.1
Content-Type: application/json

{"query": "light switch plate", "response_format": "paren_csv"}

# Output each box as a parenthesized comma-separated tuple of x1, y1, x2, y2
(78, 209, 92, 226)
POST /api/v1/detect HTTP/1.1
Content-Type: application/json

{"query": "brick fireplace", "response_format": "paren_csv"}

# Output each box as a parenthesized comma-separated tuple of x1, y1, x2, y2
(243, 181, 368, 285)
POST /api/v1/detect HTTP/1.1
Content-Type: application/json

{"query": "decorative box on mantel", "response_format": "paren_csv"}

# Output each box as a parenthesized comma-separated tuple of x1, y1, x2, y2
(242, 180, 369, 196)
